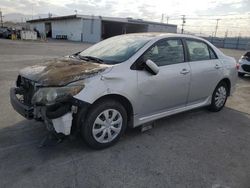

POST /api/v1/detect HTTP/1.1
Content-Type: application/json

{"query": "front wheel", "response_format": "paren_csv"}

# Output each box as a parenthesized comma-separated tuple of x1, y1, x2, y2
(208, 82, 228, 112)
(81, 100, 127, 149)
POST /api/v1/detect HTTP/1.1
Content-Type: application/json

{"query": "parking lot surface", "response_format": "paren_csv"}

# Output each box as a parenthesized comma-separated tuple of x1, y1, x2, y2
(0, 39, 250, 188)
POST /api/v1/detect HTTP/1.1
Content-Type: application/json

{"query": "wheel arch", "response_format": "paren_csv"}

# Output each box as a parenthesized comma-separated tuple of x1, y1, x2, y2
(218, 77, 231, 96)
(91, 94, 134, 127)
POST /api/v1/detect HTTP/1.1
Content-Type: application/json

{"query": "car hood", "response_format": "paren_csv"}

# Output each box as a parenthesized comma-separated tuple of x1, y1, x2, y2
(19, 57, 111, 86)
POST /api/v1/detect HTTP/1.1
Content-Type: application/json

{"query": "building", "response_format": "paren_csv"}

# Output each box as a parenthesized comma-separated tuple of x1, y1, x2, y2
(27, 15, 177, 43)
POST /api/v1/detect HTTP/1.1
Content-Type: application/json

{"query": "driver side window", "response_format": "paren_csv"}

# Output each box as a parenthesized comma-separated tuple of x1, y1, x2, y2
(142, 39, 185, 66)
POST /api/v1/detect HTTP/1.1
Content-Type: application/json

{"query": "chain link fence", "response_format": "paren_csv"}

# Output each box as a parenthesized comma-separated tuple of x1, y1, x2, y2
(203, 36, 250, 50)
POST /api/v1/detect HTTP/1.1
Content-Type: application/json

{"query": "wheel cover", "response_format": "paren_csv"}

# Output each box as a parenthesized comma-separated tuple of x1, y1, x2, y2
(92, 109, 123, 144)
(215, 86, 227, 108)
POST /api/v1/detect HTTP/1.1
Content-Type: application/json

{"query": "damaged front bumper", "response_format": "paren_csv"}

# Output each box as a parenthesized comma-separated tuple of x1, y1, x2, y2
(10, 88, 34, 119)
(10, 87, 90, 135)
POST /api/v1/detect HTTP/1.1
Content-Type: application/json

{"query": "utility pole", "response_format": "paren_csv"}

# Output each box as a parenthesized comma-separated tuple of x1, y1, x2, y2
(224, 30, 228, 38)
(236, 32, 241, 49)
(223, 30, 228, 48)
(161, 13, 164, 23)
(214, 19, 220, 38)
(166, 16, 169, 24)
(181, 15, 186, 34)
(31, 4, 33, 20)
(0, 9, 3, 27)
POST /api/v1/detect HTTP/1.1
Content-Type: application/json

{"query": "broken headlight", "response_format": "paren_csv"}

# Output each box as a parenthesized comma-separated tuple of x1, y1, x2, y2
(32, 82, 84, 105)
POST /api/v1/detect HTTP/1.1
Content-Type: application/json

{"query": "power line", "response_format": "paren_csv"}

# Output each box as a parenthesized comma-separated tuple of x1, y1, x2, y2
(170, 17, 250, 21)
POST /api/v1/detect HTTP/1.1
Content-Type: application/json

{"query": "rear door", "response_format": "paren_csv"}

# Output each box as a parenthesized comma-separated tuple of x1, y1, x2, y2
(136, 38, 191, 116)
(185, 39, 223, 105)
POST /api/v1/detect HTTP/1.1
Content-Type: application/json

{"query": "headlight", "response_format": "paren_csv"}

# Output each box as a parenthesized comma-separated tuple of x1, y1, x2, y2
(32, 81, 84, 105)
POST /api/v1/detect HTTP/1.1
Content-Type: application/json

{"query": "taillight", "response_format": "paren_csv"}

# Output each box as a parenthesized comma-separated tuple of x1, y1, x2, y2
(236, 63, 240, 70)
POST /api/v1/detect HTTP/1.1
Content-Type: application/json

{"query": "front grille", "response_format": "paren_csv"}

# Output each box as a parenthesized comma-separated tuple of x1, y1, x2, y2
(16, 76, 36, 105)
(242, 64, 250, 72)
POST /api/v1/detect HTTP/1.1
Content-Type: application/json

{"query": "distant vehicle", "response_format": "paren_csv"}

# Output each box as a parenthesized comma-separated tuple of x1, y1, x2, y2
(2, 28, 12, 39)
(0, 27, 8, 38)
(10, 33, 237, 149)
(238, 52, 250, 77)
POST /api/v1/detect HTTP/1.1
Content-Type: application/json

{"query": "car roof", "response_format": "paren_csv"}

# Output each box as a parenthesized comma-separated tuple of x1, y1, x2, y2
(122, 32, 206, 41)
(120, 32, 225, 59)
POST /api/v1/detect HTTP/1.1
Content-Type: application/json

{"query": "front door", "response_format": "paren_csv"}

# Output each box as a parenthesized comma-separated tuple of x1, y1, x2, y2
(136, 39, 191, 117)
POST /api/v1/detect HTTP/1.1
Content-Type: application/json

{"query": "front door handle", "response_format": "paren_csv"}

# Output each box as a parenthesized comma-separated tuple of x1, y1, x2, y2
(180, 69, 190, 75)
(215, 64, 222, 69)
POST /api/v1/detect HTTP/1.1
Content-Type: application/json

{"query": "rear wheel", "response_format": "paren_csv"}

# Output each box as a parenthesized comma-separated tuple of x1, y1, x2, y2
(238, 72, 245, 77)
(80, 100, 127, 149)
(208, 82, 228, 112)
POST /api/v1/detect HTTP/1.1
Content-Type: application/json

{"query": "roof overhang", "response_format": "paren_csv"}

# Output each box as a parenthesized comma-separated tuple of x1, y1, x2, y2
(27, 14, 177, 28)
(27, 15, 80, 23)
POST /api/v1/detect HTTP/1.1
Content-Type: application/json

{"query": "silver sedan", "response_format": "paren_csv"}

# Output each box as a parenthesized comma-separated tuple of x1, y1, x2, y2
(10, 33, 237, 149)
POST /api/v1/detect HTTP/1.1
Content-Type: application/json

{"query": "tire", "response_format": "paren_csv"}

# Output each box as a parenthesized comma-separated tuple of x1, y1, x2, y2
(80, 99, 127, 149)
(208, 82, 228, 112)
(238, 72, 245, 77)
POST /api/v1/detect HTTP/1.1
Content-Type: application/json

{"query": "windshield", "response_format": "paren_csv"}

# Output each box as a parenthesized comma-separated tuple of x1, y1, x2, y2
(79, 35, 152, 64)
(244, 52, 250, 57)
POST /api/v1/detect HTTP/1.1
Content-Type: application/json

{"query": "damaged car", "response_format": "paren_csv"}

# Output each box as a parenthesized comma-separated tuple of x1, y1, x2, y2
(238, 51, 250, 77)
(10, 33, 237, 149)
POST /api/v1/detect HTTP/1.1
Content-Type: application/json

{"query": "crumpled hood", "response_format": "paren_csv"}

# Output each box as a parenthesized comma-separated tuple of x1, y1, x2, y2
(19, 57, 111, 86)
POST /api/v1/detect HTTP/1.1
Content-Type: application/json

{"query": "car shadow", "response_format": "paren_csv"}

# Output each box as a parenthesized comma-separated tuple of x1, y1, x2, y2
(0, 119, 91, 154)
(1, 107, 250, 159)
(238, 74, 250, 81)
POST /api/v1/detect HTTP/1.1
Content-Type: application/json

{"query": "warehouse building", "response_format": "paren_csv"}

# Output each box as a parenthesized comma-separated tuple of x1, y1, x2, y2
(27, 15, 177, 43)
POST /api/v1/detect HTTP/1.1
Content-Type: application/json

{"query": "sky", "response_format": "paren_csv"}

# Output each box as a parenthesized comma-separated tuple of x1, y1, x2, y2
(1, 0, 250, 37)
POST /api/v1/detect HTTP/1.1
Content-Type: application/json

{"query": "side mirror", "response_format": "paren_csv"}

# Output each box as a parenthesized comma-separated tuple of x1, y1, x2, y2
(145, 59, 159, 75)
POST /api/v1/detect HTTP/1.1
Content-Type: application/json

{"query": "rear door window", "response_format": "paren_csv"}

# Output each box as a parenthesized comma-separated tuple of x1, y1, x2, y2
(186, 40, 211, 61)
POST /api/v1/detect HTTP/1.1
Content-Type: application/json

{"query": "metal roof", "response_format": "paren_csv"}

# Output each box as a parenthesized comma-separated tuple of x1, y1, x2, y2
(27, 14, 177, 27)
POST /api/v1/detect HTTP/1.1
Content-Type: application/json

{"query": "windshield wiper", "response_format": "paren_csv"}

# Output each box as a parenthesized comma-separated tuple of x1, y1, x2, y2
(78, 55, 104, 64)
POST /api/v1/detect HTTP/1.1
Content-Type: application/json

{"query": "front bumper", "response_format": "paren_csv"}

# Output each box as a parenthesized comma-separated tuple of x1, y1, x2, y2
(10, 87, 90, 135)
(10, 88, 34, 119)
(238, 59, 250, 74)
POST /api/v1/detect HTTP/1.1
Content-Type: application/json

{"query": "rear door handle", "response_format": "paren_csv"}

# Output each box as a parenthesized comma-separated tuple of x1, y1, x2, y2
(180, 69, 190, 75)
(215, 64, 222, 69)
